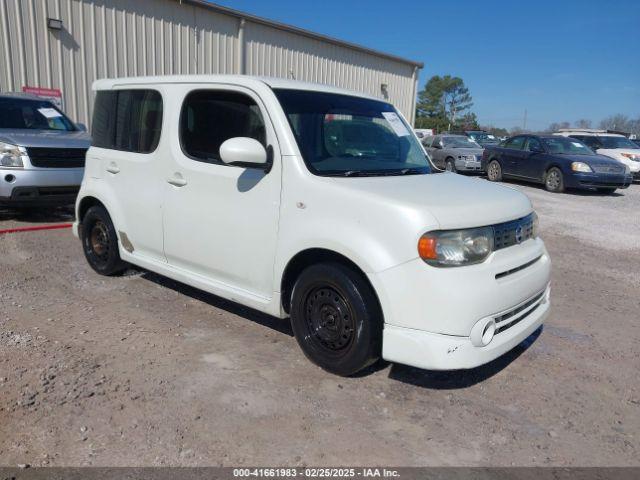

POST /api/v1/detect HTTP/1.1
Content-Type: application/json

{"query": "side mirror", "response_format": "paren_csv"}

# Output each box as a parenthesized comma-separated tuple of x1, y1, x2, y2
(76, 123, 87, 132)
(433, 142, 442, 149)
(219, 137, 268, 169)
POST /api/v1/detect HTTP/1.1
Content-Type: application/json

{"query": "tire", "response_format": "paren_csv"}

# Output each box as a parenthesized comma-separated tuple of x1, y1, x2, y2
(487, 160, 502, 181)
(545, 167, 565, 193)
(445, 158, 457, 173)
(596, 187, 617, 194)
(81, 205, 127, 276)
(290, 262, 382, 376)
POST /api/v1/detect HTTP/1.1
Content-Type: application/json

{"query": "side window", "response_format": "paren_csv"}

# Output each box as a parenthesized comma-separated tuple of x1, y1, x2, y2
(180, 90, 266, 164)
(92, 91, 117, 149)
(91, 89, 163, 153)
(505, 136, 525, 150)
(525, 137, 543, 152)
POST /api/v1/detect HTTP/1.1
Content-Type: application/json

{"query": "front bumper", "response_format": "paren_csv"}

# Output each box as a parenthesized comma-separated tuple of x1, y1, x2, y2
(455, 159, 484, 172)
(382, 285, 550, 370)
(0, 168, 83, 206)
(566, 172, 633, 190)
(369, 237, 551, 370)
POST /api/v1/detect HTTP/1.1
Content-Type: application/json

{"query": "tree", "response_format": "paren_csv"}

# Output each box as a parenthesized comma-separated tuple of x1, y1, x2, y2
(547, 121, 570, 132)
(575, 119, 592, 128)
(599, 114, 631, 132)
(416, 75, 474, 131)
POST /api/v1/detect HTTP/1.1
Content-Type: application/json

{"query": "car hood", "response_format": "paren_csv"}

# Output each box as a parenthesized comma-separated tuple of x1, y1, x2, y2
(446, 147, 484, 155)
(0, 129, 91, 148)
(331, 172, 532, 229)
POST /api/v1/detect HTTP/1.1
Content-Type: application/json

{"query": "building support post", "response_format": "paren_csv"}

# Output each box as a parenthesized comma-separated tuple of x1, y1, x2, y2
(237, 18, 246, 75)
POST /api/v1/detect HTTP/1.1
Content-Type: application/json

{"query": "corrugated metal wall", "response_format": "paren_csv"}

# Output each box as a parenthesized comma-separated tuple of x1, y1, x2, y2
(0, 0, 418, 126)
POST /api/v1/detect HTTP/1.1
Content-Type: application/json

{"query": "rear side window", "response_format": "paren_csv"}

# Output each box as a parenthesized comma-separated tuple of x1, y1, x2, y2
(180, 90, 266, 164)
(91, 89, 163, 153)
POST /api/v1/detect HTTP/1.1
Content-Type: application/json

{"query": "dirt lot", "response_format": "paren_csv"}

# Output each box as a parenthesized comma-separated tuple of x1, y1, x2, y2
(1, 181, 639, 467)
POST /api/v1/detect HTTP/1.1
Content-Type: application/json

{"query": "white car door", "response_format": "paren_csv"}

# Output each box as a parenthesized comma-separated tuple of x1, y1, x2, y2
(94, 88, 167, 262)
(161, 85, 282, 300)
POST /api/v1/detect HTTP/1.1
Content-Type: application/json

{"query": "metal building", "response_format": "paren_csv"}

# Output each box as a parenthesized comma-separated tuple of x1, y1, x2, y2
(0, 0, 423, 127)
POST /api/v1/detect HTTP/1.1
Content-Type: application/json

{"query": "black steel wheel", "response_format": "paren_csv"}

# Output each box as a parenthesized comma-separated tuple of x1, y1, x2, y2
(81, 205, 127, 276)
(290, 262, 382, 376)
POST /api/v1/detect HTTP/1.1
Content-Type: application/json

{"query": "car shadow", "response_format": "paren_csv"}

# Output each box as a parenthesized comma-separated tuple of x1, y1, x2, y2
(138, 269, 294, 337)
(131, 267, 543, 384)
(0, 206, 76, 223)
(387, 326, 543, 389)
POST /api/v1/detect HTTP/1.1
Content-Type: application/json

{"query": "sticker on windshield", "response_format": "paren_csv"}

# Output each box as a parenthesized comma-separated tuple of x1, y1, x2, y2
(381, 112, 410, 137)
(571, 142, 583, 148)
(488, 135, 495, 139)
(37, 108, 62, 119)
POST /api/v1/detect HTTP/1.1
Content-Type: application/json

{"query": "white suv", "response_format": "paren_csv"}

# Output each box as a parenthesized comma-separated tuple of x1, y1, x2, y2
(554, 129, 640, 179)
(74, 75, 551, 376)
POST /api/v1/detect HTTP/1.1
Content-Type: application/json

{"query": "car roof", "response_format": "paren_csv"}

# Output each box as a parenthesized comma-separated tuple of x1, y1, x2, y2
(0, 92, 48, 101)
(92, 74, 383, 102)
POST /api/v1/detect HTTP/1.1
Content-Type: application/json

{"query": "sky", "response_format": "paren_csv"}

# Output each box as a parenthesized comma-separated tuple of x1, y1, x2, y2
(211, 0, 640, 131)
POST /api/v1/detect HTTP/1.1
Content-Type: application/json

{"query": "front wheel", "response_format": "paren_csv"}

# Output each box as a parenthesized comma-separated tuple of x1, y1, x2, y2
(445, 158, 457, 173)
(545, 167, 565, 193)
(487, 160, 502, 181)
(290, 262, 382, 376)
(81, 205, 127, 276)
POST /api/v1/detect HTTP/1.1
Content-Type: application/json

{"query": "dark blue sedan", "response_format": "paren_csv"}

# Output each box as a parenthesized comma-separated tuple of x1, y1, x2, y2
(482, 135, 633, 193)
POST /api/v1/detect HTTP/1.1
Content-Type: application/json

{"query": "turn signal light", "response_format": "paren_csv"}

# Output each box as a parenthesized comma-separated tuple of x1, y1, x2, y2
(418, 235, 438, 260)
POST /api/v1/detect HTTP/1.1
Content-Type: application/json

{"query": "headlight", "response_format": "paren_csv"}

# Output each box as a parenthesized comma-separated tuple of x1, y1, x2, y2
(418, 226, 494, 267)
(624, 165, 631, 174)
(621, 153, 640, 162)
(0, 142, 26, 168)
(571, 161, 593, 173)
(532, 211, 539, 238)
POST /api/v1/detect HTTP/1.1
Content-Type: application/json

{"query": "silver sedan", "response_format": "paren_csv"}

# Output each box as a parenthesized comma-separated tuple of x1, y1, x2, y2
(423, 134, 485, 173)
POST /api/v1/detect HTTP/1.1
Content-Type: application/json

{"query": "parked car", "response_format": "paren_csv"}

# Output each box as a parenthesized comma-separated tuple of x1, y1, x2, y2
(413, 128, 433, 140)
(465, 130, 500, 148)
(483, 134, 633, 193)
(423, 134, 484, 173)
(0, 93, 90, 207)
(632, 138, 640, 148)
(554, 129, 640, 180)
(75, 75, 550, 376)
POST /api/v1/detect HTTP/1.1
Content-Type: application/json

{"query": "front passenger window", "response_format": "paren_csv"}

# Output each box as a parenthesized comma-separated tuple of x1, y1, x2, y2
(180, 90, 266, 164)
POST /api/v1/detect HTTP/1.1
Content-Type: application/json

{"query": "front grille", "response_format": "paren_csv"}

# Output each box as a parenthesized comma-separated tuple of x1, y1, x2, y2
(493, 214, 535, 251)
(592, 164, 625, 174)
(26, 147, 87, 168)
(494, 289, 546, 335)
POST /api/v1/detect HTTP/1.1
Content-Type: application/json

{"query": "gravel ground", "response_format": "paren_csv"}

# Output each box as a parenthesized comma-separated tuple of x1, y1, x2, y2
(0, 181, 639, 467)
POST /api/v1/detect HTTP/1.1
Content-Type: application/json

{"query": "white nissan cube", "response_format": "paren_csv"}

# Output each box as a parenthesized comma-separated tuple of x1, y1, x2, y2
(74, 75, 551, 376)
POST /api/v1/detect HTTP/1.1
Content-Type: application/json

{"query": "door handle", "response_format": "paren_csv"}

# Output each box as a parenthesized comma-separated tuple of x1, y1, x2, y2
(106, 163, 120, 174)
(167, 175, 187, 187)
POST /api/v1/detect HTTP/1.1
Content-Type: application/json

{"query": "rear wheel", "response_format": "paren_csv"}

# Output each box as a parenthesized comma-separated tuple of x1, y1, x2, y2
(596, 187, 617, 194)
(290, 262, 382, 376)
(445, 158, 457, 173)
(545, 167, 565, 193)
(81, 205, 127, 276)
(487, 160, 502, 181)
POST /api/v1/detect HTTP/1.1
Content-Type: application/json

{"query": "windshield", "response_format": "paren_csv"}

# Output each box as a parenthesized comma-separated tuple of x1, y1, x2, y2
(542, 137, 593, 155)
(468, 132, 497, 144)
(599, 136, 639, 149)
(274, 89, 430, 176)
(443, 136, 481, 149)
(0, 97, 76, 131)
